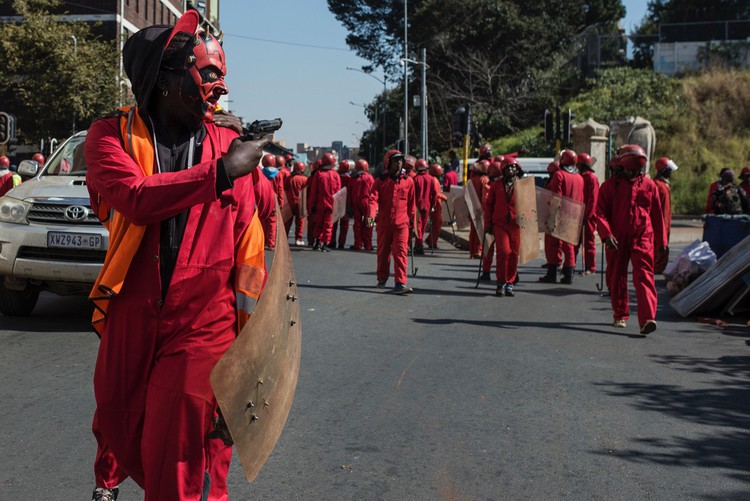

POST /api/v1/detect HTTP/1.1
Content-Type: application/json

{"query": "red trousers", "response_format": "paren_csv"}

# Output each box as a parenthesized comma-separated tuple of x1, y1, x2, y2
(575, 218, 597, 272)
(547, 235, 575, 267)
(605, 239, 658, 326)
(331, 215, 350, 247)
(263, 209, 277, 249)
(376, 223, 409, 284)
(284, 206, 305, 241)
(313, 208, 334, 244)
(469, 221, 482, 257)
(352, 205, 373, 250)
(428, 207, 443, 248)
(415, 209, 429, 248)
(493, 224, 520, 284)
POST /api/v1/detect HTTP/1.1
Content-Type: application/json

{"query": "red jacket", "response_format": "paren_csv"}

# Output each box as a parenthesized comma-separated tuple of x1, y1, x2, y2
(548, 169, 584, 204)
(414, 171, 437, 212)
(370, 173, 415, 227)
(0, 171, 13, 196)
(349, 171, 374, 212)
(272, 168, 288, 206)
(443, 170, 458, 192)
(483, 179, 517, 228)
(654, 177, 671, 237)
(581, 170, 600, 220)
(286, 172, 307, 209)
(309, 167, 341, 213)
(252, 168, 276, 223)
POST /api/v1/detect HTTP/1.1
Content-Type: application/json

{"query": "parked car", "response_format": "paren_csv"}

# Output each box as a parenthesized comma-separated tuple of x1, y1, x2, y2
(0, 131, 108, 316)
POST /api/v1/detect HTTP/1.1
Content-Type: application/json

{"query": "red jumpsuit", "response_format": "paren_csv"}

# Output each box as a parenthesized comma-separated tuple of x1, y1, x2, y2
(285, 172, 308, 242)
(306, 169, 319, 244)
(578, 170, 600, 273)
(371, 173, 415, 285)
(443, 169, 458, 192)
(264, 169, 286, 249)
(85, 117, 257, 500)
(413, 171, 437, 250)
(330, 172, 351, 248)
(468, 173, 489, 258)
(0, 171, 13, 196)
(484, 180, 520, 284)
(349, 170, 375, 250)
(309, 166, 341, 245)
(546, 169, 584, 267)
(428, 176, 447, 248)
(596, 174, 666, 327)
(654, 177, 671, 273)
(705, 180, 719, 213)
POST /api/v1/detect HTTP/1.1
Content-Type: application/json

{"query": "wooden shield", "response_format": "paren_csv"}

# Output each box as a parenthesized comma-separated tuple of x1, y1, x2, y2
(280, 192, 293, 223)
(210, 205, 302, 483)
(465, 181, 484, 236)
(299, 187, 308, 218)
(514, 176, 541, 264)
(535, 186, 585, 245)
(449, 186, 471, 230)
(331, 187, 347, 223)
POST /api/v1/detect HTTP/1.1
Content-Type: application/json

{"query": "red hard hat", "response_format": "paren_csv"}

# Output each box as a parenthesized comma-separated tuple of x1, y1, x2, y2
(355, 158, 369, 172)
(261, 153, 276, 167)
(313, 159, 322, 170)
(655, 157, 670, 171)
(338, 159, 351, 173)
(285, 154, 293, 162)
(32, 153, 45, 165)
(480, 143, 492, 157)
(547, 161, 560, 173)
(404, 155, 416, 171)
(415, 158, 429, 171)
(429, 163, 443, 177)
(577, 153, 593, 169)
(741, 166, 750, 177)
(275, 155, 286, 167)
(474, 159, 489, 174)
(617, 144, 647, 172)
(321, 152, 336, 166)
(293, 161, 305, 172)
(0, 156, 9, 168)
(560, 149, 578, 167)
(493, 155, 506, 165)
(488, 161, 502, 178)
(384, 149, 405, 169)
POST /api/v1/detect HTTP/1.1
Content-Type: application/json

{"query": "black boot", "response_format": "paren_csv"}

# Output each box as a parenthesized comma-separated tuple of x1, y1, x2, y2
(560, 266, 574, 284)
(538, 264, 557, 283)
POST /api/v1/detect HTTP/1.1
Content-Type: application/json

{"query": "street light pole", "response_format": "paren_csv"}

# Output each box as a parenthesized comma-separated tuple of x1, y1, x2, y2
(346, 66, 387, 158)
(420, 48, 427, 159)
(403, 0, 409, 156)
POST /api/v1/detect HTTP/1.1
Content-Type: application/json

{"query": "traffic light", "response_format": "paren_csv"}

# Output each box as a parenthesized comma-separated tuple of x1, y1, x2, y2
(7, 137, 17, 153)
(562, 108, 575, 145)
(0, 112, 9, 145)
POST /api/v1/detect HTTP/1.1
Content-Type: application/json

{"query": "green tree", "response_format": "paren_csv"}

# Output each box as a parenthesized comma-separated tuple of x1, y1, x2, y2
(0, 0, 120, 144)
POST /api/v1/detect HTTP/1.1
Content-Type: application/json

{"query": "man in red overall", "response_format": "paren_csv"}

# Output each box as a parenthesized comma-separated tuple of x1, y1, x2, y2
(597, 145, 667, 334)
(413, 158, 437, 255)
(740, 166, 750, 194)
(260, 153, 283, 249)
(428, 163, 447, 249)
(480, 159, 504, 281)
(330, 159, 351, 249)
(349, 158, 375, 251)
(539, 150, 584, 284)
(85, 11, 269, 500)
(576, 153, 599, 275)
(468, 160, 490, 258)
(370, 149, 416, 294)
(0, 155, 13, 196)
(309, 152, 341, 251)
(286, 161, 308, 246)
(653, 157, 678, 273)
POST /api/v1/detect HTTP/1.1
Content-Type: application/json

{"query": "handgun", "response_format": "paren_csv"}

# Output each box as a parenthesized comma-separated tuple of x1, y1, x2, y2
(240, 118, 283, 141)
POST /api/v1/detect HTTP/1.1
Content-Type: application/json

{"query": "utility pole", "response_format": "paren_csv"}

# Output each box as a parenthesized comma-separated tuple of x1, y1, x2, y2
(403, 0, 409, 156)
(420, 48, 427, 160)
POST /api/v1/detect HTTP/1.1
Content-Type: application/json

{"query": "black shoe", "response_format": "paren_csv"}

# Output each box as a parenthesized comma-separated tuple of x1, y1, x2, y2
(320, 244, 331, 252)
(393, 283, 413, 294)
(560, 266, 574, 285)
(92, 487, 119, 501)
(376, 280, 387, 289)
(538, 264, 557, 283)
(414, 246, 425, 255)
(480, 272, 492, 281)
(312, 240, 320, 251)
(504, 284, 515, 297)
(495, 285, 505, 297)
(338, 244, 345, 249)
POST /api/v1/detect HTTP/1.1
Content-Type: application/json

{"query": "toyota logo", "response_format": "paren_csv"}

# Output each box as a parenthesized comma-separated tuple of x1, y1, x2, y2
(64, 205, 90, 221)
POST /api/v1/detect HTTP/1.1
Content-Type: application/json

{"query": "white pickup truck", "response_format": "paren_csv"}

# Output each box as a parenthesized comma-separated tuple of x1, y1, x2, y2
(0, 131, 108, 316)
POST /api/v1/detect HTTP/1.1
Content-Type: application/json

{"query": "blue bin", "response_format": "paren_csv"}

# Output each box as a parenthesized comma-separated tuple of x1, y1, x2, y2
(703, 215, 750, 258)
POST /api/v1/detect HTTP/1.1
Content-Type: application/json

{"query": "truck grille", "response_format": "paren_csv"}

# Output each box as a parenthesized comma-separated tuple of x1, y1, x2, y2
(27, 201, 101, 225)
(18, 246, 106, 263)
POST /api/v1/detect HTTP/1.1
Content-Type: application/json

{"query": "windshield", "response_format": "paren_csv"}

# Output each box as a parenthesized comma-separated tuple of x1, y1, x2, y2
(43, 134, 88, 176)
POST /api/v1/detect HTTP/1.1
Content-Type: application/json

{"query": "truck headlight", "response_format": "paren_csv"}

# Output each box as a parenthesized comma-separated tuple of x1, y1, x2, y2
(0, 197, 31, 224)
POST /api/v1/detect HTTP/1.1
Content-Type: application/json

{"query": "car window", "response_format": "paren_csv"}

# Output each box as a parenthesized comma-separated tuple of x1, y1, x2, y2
(44, 135, 87, 176)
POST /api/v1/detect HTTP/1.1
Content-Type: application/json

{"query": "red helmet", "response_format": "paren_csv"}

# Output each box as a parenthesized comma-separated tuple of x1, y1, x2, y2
(0, 156, 9, 168)
(577, 153, 593, 170)
(480, 143, 492, 157)
(320, 152, 336, 166)
(293, 161, 305, 173)
(488, 161, 503, 178)
(383, 149, 405, 169)
(617, 144, 648, 174)
(502, 158, 523, 177)
(655, 157, 670, 171)
(547, 161, 560, 173)
(560, 149, 578, 167)
(275, 155, 286, 168)
(493, 155, 506, 166)
(32, 153, 45, 165)
(312, 159, 322, 171)
(473, 159, 489, 174)
(415, 158, 429, 171)
(261, 153, 276, 167)
(429, 163, 443, 177)
(741, 166, 750, 178)
(338, 159, 351, 173)
(404, 155, 417, 171)
(285, 154, 293, 163)
(355, 158, 369, 172)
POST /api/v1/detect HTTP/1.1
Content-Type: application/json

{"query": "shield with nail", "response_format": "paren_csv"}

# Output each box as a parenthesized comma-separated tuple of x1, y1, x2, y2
(535, 185, 585, 245)
(515, 176, 541, 264)
(210, 205, 302, 483)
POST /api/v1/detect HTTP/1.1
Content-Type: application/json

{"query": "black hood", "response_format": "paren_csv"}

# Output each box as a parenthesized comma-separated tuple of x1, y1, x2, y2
(123, 25, 172, 109)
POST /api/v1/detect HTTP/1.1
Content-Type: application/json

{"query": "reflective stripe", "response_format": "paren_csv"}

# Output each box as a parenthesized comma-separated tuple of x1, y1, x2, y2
(236, 291, 257, 315)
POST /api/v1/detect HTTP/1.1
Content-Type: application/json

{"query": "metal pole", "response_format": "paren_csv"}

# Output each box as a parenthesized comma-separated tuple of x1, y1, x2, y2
(421, 47, 427, 159)
(403, 0, 409, 156)
(382, 70, 387, 155)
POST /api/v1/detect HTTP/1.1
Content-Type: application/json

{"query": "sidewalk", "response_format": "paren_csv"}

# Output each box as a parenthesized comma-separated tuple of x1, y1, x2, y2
(440, 215, 705, 251)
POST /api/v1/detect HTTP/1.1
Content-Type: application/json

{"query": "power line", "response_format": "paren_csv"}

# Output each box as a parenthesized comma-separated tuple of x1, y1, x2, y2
(224, 32, 350, 52)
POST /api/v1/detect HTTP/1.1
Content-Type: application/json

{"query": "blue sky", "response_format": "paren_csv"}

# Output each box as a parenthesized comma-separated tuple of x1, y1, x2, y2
(219, 0, 649, 150)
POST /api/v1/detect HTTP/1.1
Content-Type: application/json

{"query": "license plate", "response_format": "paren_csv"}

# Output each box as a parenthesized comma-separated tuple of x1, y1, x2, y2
(47, 232, 103, 250)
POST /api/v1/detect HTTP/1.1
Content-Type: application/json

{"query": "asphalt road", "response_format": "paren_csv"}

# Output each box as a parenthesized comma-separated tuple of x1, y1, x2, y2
(1, 236, 749, 500)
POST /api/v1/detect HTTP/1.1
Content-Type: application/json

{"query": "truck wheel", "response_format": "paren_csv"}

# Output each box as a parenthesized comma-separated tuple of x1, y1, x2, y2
(0, 281, 40, 316)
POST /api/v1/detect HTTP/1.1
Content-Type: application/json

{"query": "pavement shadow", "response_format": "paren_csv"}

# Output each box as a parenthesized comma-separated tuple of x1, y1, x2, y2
(411, 318, 641, 338)
(592, 355, 750, 489)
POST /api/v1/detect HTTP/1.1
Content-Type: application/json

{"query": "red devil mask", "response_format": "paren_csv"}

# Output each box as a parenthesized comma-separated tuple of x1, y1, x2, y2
(179, 30, 228, 121)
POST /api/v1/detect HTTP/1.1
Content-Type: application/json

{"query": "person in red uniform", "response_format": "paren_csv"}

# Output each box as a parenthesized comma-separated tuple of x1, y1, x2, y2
(596, 145, 666, 334)
(740, 166, 750, 194)
(404, 155, 418, 179)
(0, 155, 13, 196)
(653, 157, 678, 273)
(468, 160, 490, 258)
(539, 150, 584, 284)
(260, 153, 283, 249)
(330, 159, 352, 249)
(309, 152, 341, 251)
(443, 163, 459, 192)
(412, 158, 437, 255)
(576, 153, 599, 275)
(705, 167, 733, 213)
(286, 161, 308, 246)
(484, 157, 523, 297)
(349, 158, 375, 251)
(427, 163, 448, 249)
(306, 159, 321, 246)
(480, 159, 504, 281)
(370, 149, 416, 294)
(541, 161, 561, 278)
(84, 11, 269, 500)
